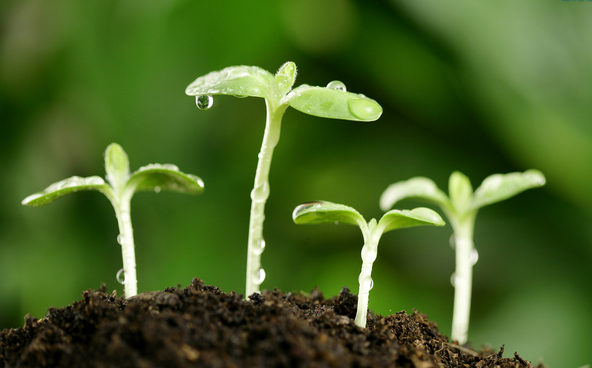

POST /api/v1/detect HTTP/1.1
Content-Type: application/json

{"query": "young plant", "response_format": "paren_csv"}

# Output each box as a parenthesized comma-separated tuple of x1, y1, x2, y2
(186, 62, 383, 296)
(379, 169, 546, 344)
(292, 201, 444, 328)
(21, 143, 204, 297)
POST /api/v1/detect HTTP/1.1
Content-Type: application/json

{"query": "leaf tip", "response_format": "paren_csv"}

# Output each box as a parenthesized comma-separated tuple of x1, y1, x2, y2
(21, 193, 42, 206)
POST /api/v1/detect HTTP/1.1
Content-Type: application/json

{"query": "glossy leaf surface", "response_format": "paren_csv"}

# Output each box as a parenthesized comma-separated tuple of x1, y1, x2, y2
(449, 171, 473, 213)
(379, 207, 445, 233)
(470, 169, 546, 211)
(128, 164, 205, 194)
(286, 85, 382, 121)
(292, 201, 365, 226)
(185, 65, 273, 99)
(380, 177, 449, 211)
(21, 176, 111, 207)
(105, 143, 130, 192)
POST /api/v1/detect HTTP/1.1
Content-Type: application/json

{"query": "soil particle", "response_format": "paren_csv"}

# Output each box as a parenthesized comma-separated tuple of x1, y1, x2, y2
(0, 278, 545, 368)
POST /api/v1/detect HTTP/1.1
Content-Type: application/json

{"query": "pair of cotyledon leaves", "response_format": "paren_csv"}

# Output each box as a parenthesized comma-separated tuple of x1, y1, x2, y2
(185, 62, 383, 122)
(379, 169, 546, 218)
(22, 143, 204, 207)
(293, 202, 445, 240)
(292, 170, 545, 235)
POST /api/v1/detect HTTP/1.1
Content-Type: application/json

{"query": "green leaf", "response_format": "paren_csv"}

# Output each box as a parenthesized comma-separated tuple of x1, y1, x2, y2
(21, 176, 112, 207)
(469, 169, 546, 211)
(449, 171, 473, 213)
(126, 164, 205, 195)
(380, 177, 450, 211)
(185, 65, 274, 99)
(285, 85, 382, 121)
(105, 143, 130, 192)
(378, 207, 445, 233)
(292, 201, 365, 227)
(273, 61, 297, 98)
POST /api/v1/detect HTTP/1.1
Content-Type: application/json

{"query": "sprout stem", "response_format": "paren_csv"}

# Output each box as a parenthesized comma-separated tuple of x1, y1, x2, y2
(448, 214, 476, 345)
(110, 192, 138, 297)
(246, 100, 287, 296)
(355, 226, 379, 328)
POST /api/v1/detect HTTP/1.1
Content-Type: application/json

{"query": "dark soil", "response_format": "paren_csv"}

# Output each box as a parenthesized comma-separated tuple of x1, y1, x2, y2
(1, 278, 544, 368)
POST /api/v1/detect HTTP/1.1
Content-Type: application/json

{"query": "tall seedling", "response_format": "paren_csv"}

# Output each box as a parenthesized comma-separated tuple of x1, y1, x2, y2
(22, 143, 204, 297)
(186, 62, 383, 296)
(293, 201, 444, 328)
(380, 170, 545, 343)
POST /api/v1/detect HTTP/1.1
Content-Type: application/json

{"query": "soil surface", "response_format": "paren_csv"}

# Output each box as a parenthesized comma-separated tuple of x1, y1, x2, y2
(1, 278, 544, 368)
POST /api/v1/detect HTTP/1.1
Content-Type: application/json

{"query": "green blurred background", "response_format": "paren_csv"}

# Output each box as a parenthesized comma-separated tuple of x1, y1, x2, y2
(1, 0, 591, 366)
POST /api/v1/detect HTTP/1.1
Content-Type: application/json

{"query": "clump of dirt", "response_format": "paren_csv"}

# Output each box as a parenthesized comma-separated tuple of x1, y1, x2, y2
(0, 278, 544, 367)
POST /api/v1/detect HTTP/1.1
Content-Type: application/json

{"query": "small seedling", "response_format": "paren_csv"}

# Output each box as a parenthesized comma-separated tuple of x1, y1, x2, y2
(380, 169, 546, 344)
(292, 201, 444, 328)
(186, 62, 383, 296)
(21, 143, 204, 297)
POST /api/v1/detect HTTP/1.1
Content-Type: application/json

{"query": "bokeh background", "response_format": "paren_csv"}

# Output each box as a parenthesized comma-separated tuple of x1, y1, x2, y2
(1, 0, 591, 366)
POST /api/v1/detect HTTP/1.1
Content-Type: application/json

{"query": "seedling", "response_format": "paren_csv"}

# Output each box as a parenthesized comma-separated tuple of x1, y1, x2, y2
(186, 62, 383, 296)
(292, 201, 444, 328)
(380, 169, 546, 344)
(21, 143, 204, 297)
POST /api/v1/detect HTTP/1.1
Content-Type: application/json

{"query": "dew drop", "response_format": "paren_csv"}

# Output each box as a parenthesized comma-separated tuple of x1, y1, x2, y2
(116, 269, 126, 284)
(154, 186, 161, 193)
(358, 274, 374, 290)
(252, 238, 266, 255)
(450, 273, 456, 287)
(255, 268, 266, 285)
(196, 95, 213, 110)
(334, 221, 339, 225)
(250, 182, 270, 202)
(326, 80, 346, 92)
(470, 249, 479, 266)
(347, 98, 382, 120)
(361, 247, 377, 263)
(117, 234, 124, 245)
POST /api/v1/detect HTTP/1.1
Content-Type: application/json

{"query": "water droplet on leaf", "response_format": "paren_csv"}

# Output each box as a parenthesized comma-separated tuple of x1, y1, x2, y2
(449, 234, 456, 249)
(196, 95, 213, 110)
(154, 186, 161, 193)
(347, 98, 382, 120)
(450, 273, 456, 287)
(326, 80, 346, 92)
(116, 269, 126, 284)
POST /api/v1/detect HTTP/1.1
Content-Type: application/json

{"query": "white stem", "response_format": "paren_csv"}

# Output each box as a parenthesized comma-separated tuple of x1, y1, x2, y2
(245, 100, 286, 297)
(113, 195, 137, 297)
(450, 218, 475, 344)
(354, 230, 380, 328)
